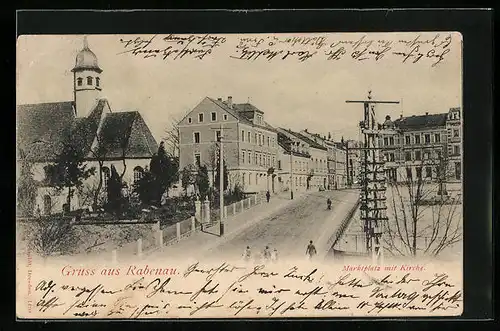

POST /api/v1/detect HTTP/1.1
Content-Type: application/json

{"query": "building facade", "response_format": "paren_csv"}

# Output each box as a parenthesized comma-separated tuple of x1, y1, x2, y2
(17, 37, 158, 216)
(178, 96, 279, 193)
(275, 132, 311, 193)
(299, 130, 356, 189)
(276, 128, 328, 191)
(379, 107, 462, 185)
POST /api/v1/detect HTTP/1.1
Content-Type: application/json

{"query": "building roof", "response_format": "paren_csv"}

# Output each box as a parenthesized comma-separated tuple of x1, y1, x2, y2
(281, 128, 328, 151)
(72, 37, 102, 73)
(207, 97, 276, 132)
(277, 132, 310, 158)
(394, 113, 447, 130)
(17, 101, 76, 161)
(17, 98, 157, 162)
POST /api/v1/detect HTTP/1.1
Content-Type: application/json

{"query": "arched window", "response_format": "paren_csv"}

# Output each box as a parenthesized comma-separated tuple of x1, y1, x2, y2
(96, 77, 100, 87)
(43, 195, 52, 215)
(102, 167, 110, 189)
(87, 76, 93, 85)
(242, 173, 246, 187)
(77, 77, 83, 86)
(134, 166, 144, 183)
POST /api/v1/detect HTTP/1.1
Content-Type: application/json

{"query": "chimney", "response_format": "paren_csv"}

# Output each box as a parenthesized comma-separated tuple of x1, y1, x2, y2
(425, 112, 429, 115)
(217, 97, 222, 101)
(227, 96, 233, 109)
(400, 114, 403, 119)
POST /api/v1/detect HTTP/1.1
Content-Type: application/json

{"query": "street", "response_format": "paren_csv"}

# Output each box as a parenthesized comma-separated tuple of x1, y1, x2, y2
(198, 189, 359, 261)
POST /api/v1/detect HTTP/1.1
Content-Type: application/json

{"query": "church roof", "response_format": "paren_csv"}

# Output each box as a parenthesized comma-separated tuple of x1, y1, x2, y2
(71, 37, 103, 73)
(17, 99, 157, 162)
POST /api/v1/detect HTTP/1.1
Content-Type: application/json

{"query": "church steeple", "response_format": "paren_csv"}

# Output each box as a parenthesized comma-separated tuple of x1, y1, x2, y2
(72, 36, 103, 117)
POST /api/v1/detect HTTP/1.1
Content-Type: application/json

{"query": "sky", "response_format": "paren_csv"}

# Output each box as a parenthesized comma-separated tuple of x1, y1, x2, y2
(16, 33, 462, 142)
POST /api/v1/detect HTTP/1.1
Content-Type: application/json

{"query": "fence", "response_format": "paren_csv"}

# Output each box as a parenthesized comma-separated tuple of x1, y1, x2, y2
(107, 193, 264, 262)
(334, 233, 462, 257)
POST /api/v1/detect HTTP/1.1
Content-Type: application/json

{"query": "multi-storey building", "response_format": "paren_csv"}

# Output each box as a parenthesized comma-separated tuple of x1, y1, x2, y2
(276, 132, 311, 193)
(379, 107, 462, 185)
(345, 139, 362, 186)
(178, 96, 279, 193)
(446, 107, 462, 182)
(276, 128, 328, 190)
(299, 130, 357, 189)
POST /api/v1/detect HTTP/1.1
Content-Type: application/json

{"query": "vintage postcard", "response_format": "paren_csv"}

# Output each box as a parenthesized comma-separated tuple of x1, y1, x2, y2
(16, 32, 463, 319)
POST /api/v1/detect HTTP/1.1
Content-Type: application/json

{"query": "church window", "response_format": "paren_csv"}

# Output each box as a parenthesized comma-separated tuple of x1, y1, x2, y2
(77, 78, 83, 86)
(133, 166, 144, 183)
(96, 77, 100, 87)
(87, 76, 93, 85)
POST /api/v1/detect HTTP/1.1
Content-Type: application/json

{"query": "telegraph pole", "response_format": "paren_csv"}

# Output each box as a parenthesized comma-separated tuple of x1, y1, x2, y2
(346, 91, 399, 264)
(219, 124, 224, 236)
(211, 124, 231, 236)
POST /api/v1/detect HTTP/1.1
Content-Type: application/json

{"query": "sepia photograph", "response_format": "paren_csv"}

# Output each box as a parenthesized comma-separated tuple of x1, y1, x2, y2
(16, 31, 463, 318)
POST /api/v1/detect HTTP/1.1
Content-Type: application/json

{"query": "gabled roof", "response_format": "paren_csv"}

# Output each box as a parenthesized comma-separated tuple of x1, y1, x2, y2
(394, 113, 447, 130)
(17, 101, 76, 161)
(17, 98, 158, 162)
(280, 128, 328, 151)
(277, 132, 310, 158)
(207, 97, 276, 132)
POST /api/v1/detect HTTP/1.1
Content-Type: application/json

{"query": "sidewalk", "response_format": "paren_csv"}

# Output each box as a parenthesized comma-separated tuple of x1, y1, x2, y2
(314, 191, 360, 259)
(144, 191, 307, 259)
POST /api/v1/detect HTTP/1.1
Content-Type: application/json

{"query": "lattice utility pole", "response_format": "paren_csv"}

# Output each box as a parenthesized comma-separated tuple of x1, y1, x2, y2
(346, 91, 399, 264)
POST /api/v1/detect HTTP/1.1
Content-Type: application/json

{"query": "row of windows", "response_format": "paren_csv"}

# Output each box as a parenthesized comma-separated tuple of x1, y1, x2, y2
(77, 76, 100, 87)
(100, 166, 144, 189)
(384, 148, 448, 162)
(188, 112, 228, 124)
(401, 162, 462, 181)
(241, 129, 276, 147)
(241, 150, 276, 168)
(241, 172, 269, 186)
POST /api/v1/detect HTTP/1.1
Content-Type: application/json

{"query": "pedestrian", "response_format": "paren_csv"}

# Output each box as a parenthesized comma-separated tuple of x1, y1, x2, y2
(306, 240, 317, 260)
(263, 246, 271, 261)
(271, 248, 278, 263)
(243, 246, 251, 261)
(266, 190, 271, 203)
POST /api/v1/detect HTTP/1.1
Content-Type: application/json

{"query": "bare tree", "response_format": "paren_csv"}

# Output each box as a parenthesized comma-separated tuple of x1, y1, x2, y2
(163, 113, 183, 158)
(383, 151, 462, 257)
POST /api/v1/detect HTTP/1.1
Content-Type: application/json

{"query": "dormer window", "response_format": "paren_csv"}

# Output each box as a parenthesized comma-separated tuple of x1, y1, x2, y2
(96, 77, 100, 87)
(77, 78, 83, 86)
(87, 76, 93, 85)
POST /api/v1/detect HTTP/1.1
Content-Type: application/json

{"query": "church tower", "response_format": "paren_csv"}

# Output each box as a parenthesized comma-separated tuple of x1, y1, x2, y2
(71, 36, 103, 117)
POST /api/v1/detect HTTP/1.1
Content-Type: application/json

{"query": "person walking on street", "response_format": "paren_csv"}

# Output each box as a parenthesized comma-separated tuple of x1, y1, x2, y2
(271, 248, 278, 263)
(306, 240, 317, 260)
(243, 246, 251, 261)
(263, 246, 271, 262)
(266, 190, 271, 203)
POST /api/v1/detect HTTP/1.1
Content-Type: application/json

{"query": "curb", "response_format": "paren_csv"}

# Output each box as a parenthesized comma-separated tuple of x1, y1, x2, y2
(320, 199, 361, 260)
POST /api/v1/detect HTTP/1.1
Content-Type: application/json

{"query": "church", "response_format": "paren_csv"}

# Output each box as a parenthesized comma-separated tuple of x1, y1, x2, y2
(16, 37, 158, 215)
